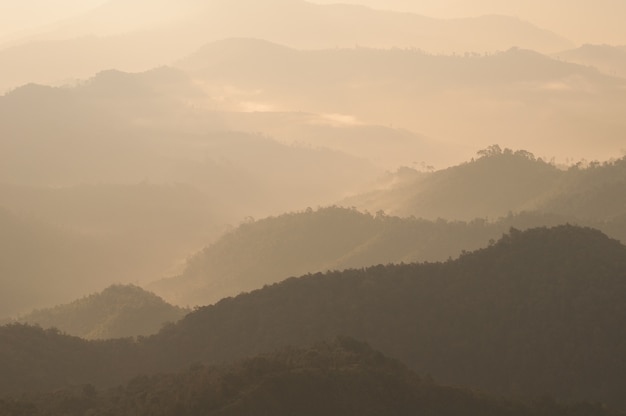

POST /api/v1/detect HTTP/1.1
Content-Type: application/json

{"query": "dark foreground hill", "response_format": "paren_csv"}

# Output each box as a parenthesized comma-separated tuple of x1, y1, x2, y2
(16, 285, 188, 339)
(2, 226, 626, 409)
(0, 338, 615, 416)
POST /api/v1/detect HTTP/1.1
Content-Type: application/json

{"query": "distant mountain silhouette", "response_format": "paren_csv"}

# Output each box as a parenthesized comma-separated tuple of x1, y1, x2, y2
(0, 0, 572, 92)
(17, 285, 188, 339)
(555, 44, 626, 78)
(0, 69, 378, 215)
(175, 41, 626, 163)
(3, 225, 626, 409)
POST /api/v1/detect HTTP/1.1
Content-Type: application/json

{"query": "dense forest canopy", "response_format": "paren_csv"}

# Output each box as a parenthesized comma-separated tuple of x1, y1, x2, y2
(1, 338, 617, 416)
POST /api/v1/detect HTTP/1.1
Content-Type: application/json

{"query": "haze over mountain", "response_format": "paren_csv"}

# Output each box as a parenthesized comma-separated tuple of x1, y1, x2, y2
(150, 148, 626, 307)
(309, 0, 626, 45)
(0, 0, 573, 93)
(0, 181, 232, 318)
(344, 147, 626, 221)
(16, 285, 188, 340)
(0, 68, 377, 211)
(175, 39, 626, 165)
(0, 207, 114, 317)
(555, 44, 626, 78)
(0, 0, 106, 42)
(0, 64, 381, 316)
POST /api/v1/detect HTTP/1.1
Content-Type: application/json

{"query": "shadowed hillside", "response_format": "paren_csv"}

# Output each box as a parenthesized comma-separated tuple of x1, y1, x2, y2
(0, 338, 615, 416)
(144, 225, 626, 408)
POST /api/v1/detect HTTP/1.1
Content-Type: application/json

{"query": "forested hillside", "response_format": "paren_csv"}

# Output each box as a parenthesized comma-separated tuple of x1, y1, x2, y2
(152, 157, 626, 307)
(151, 206, 586, 306)
(17, 285, 188, 339)
(0, 338, 614, 416)
(145, 225, 626, 408)
(3, 226, 626, 409)
(344, 147, 626, 221)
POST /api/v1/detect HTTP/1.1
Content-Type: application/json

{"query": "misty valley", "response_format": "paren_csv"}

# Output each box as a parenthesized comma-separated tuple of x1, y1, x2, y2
(1, 0, 626, 415)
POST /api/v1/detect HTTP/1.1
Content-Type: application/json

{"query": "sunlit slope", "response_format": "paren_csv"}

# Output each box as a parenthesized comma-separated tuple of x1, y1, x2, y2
(344, 148, 626, 221)
(17, 285, 188, 339)
(3, 226, 626, 409)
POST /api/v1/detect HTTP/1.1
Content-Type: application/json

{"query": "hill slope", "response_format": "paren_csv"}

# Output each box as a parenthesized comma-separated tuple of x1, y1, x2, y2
(343, 148, 626, 221)
(150, 206, 587, 307)
(1, 338, 615, 416)
(3, 225, 626, 409)
(146, 225, 626, 407)
(17, 285, 188, 339)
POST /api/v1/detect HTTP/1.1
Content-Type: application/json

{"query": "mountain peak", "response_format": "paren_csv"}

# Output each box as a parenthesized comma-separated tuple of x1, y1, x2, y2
(18, 284, 188, 339)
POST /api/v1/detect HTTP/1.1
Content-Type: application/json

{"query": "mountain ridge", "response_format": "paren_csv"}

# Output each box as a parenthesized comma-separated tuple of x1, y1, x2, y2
(16, 284, 189, 340)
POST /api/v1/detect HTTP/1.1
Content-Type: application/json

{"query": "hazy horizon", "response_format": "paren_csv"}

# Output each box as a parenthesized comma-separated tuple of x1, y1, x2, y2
(310, 0, 626, 46)
(4, 0, 626, 47)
